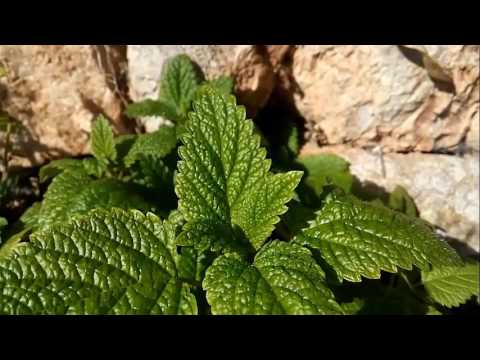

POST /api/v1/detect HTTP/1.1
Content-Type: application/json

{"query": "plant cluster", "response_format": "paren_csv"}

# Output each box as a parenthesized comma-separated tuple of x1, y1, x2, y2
(0, 55, 478, 315)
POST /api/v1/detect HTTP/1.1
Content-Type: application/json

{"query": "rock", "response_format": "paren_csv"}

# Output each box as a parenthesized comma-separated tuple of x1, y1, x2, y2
(293, 45, 480, 154)
(127, 45, 276, 129)
(301, 143, 479, 256)
(466, 110, 479, 152)
(0, 45, 127, 168)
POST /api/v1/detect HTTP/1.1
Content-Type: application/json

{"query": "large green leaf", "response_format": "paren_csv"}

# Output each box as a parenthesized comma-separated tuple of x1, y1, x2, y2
(36, 169, 155, 230)
(91, 115, 117, 164)
(175, 88, 303, 250)
(422, 262, 479, 308)
(203, 241, 343, 315)
(0, 209, 197, 314)
(296, 193, 462, 282)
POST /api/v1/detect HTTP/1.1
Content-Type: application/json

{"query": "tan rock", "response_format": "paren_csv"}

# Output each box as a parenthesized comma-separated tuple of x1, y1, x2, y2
(293, 45, 480, 153)
(301, 143, 480, 256)
(0, 45, 126, 168)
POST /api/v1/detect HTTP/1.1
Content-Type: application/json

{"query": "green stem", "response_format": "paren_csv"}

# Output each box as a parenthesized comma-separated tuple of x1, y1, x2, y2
(2, 123, 12, 182)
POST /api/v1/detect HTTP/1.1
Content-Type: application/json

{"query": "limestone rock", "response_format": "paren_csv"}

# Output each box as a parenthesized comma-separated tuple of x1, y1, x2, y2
(301, 143, 480, 256)
(0, 45, 126, 168)
(293, 45, 480, 153)
(127, 45, 275, 130)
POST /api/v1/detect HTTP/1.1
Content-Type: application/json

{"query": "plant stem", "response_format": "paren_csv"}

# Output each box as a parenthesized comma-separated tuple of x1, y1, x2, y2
(2, 123, 12, 182)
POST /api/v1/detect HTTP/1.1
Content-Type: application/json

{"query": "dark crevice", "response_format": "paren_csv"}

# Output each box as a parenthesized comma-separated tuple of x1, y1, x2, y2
(397, 45, 456, 94)
(254, 46, 308, 155)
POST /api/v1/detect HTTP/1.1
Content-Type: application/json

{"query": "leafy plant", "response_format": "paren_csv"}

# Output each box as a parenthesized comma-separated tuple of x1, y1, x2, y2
(0, 55, 477, 315)
(126, 54, 234, 135)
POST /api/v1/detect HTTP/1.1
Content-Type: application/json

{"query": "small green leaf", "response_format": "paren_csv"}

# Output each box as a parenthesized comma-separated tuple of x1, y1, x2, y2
(177, 247, 214, 284)
(123, 126, 177, 167)
(126, 99, 183, 123)
(19, 202, 42, 228)
(0, 209, 197, 314)
(0, 217, 7, 230)
(91, 115, 117, 164)
(201, 76, 234, 96)
(296, 193, 462, 282)
(287, 124, 300, 156)
(36, 169, 155, 230)
(0, 228, 29, 260)
(388, 185, 418, 217)
(422, 261, 479, 308)
(203, 241, 344, 315)
(426, 306, 443, 315)
(159, 54, 201, 117)
(82, 157, 107, 178)
(39, 159, 84, 183)
(340, 298, 365, 315)
(297, 154, 354, 198)
(176, 88, 303, 250)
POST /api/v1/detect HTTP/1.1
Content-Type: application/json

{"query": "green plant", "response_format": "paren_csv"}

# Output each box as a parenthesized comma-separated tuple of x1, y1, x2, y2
(0, 56, 478, 315)
(125, 54, 234, 135)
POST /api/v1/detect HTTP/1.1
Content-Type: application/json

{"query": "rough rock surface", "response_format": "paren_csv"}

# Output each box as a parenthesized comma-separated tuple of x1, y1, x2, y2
(0, 45, 126, 168)
(293, 45, 480, 153)
(127, 45, 276, 131)
(301, 143, 480, 256)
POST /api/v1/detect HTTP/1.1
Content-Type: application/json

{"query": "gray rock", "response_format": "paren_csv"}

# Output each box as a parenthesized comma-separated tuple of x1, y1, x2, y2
(301, 143, 480, 256)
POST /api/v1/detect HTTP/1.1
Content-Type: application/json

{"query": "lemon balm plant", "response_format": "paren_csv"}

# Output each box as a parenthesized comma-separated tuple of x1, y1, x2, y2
(0, 55, 477, 315)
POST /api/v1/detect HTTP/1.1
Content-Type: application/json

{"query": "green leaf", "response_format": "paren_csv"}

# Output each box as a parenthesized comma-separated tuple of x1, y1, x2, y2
(81, 157, 107, 178)
(203, 241, 344, 315)
(426, 306, 443, 315)
(388, 185, 418, 217)
(91, 115, 117, 164)
(297, 154, 354, 197)
(19, 202, 42, 228)
(0, 217, 7, 230)
(201, 76, 234, 96)
(125, 55, 201, 125)
(126, 99, 183, 123)
(296, 193, 462, 282)
(422, 261, 479, 308)
(39, 159, 84, 183)
(176, 89, 303, 250)
(0, 209, 197, 314)
(340, 298, 365, 315)
(159, 54, 201, 117)
(0, 66, 6, 78)
(123, 126, 177, 167)
(177, 247, 214, 284)
(287, 124, 300, 156)
(0, 228, 29, 260)
(36, 169, 155, 230)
